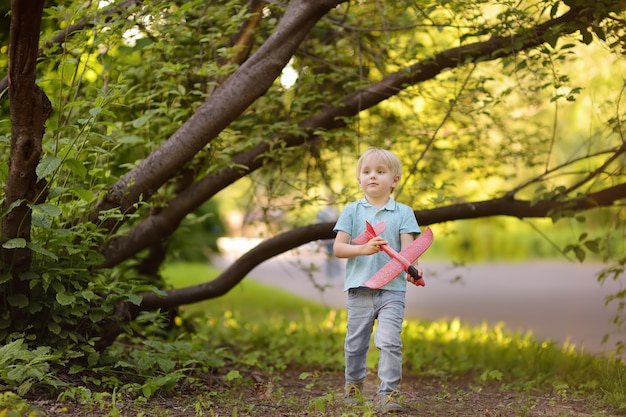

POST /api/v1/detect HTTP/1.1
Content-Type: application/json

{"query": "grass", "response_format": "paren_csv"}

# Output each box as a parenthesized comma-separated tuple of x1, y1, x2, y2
(3, 261, 624, 416)
(160, 262, 626, 414)
(161, 262, 330, 320)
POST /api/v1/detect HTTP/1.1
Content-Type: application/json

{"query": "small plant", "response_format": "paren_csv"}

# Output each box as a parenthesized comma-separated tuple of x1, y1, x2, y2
(480, 369, 504, 382)
(0, 391, 45, 417)
(307, 393, 334, 414)
(0, 340, 64, 396)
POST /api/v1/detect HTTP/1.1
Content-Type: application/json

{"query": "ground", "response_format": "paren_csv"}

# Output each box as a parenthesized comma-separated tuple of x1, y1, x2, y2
(26, 370, 613, 417)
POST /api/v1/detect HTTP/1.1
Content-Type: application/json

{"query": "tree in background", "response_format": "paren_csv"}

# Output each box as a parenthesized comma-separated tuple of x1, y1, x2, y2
(1, 0, 625, 359)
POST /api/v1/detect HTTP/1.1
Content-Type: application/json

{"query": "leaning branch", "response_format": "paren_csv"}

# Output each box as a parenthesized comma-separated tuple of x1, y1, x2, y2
(89, 0, 346, 232)
(137, 183, 626, 312)
(100, 2, 619, 267)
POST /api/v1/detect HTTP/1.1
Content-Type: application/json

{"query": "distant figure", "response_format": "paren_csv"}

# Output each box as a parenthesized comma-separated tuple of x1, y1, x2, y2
(317, 201, 340, 277)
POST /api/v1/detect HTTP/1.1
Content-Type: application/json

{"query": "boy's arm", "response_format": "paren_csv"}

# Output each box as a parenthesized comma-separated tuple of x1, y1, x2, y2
(401, 233, 424, 285)
(333, 230, 388, 259)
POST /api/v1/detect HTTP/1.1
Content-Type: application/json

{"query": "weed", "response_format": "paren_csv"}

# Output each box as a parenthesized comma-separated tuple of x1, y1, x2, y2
(0, 392, 45, 417)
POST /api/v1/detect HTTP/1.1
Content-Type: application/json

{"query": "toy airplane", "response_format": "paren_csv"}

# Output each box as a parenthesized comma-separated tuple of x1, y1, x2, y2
(351, 220, 434, 289)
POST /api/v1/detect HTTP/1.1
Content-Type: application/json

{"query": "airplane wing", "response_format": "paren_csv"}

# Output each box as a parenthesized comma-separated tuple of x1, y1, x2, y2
(351, 220, 386, 244)
(363, 227, 434, 289)
(363, 257, 405, 289)
(398, 227, 433, 263)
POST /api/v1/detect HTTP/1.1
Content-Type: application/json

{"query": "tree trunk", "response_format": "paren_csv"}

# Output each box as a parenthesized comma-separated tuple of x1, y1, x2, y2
(2, 0, 50, 297)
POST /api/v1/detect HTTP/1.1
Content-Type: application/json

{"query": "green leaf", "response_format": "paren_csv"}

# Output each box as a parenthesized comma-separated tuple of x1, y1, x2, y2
(88, 352, 100, 367)
(89, 310, 106, 322)
(48, 322, 62, 335)
(36, 155, 63, 179)
(64, 158, 88, 179)
(27, 302, 42, 314)
(0, 312, 10, 329)
(18, 380, 33, 397)
(132, 115, 151, 128)
(142, 381, 157, 399)
(56, 292, 76, 306)
(3, 238, 26, 249)
(32, 212, 53, 229)
(1, 198, 25, 217)
(118, 135, 145, 144)
(8, 294, 29, 308)
(0, 340, 24, 366)
(69, 364, 86, 374)
(543, 27, 559, 48)
(584, 240, 600, 253)
(580, 28, 593, 45)
(157, 358, 176, 373)
(225, 370, 241, 382)
(26, 242, 58, 261)
(31, 203, 62, 217)
(573, 246, 586, 262)
(71, 187, 95, 202)
(125, 293, 143, 306)
(592, 25, 606, 41)
(79, 290, 97, 301)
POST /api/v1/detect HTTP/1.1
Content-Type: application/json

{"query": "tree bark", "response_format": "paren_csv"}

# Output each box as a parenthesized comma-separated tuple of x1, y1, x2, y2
(2, 0, 50, 295)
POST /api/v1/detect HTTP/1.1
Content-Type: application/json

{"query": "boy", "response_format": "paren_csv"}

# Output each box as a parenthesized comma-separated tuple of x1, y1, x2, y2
(333, 147, 423, 413)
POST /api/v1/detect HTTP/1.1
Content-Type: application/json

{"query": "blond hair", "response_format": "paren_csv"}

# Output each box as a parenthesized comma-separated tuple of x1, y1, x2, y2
(356, 148, 403, 192)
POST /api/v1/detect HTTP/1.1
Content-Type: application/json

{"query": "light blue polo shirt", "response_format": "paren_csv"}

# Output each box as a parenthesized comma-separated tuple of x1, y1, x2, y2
(333, 197, 420, 292)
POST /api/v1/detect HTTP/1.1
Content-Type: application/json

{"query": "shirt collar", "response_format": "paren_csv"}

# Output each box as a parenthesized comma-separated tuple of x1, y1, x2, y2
(358, 196, 397, 211)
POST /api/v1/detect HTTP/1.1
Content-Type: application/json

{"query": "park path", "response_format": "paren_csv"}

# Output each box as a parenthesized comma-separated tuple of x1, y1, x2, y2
(214, 238, 624, 356)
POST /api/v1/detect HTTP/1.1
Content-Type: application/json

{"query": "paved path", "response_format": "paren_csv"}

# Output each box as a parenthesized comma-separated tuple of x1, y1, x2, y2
(215, 241, 623, 356)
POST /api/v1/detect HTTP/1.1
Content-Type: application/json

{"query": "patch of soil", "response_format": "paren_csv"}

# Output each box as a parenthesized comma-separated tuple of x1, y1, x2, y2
(27, 370, 613, 416)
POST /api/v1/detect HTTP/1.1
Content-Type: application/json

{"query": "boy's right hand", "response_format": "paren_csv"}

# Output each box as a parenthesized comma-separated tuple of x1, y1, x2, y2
(362, 237, 387, 255)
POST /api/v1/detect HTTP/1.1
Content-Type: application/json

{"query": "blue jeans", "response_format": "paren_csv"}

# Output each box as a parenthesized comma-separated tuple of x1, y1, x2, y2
(345, 287, 405, 395)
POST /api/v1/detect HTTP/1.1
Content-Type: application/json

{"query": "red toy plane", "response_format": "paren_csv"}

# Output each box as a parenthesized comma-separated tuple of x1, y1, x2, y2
(351, 220, 434, 289)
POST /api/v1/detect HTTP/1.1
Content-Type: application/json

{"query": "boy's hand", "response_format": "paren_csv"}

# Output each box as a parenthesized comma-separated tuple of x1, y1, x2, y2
(407, 264, 425, 286)
(362, 236, 387, 255)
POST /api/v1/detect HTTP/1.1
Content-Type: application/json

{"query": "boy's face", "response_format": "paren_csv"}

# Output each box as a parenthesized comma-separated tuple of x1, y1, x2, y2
(357, 156, 399, 199)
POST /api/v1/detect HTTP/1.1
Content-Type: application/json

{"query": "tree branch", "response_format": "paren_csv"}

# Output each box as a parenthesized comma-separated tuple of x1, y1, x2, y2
(138, 222, 331, 311)
(89, 0, 346, 231)
(99, 2, 624, 267)
(137, 182, 626, 312)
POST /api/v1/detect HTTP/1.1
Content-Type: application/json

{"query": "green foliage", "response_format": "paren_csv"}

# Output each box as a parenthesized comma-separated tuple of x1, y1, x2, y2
(0, 340, 63, 396)
(0, 391, 45, 417)
(1, 261, 625, 414)
(3, 0, 264, 349)
(425, 210, 624, 263)
(598, 258, 626, 358)
(1, 2, 626, 409)
(167, 199, 226, 262)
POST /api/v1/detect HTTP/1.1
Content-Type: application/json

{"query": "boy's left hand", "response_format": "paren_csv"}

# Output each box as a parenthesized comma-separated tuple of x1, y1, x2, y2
(407, 264, 425, 287)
